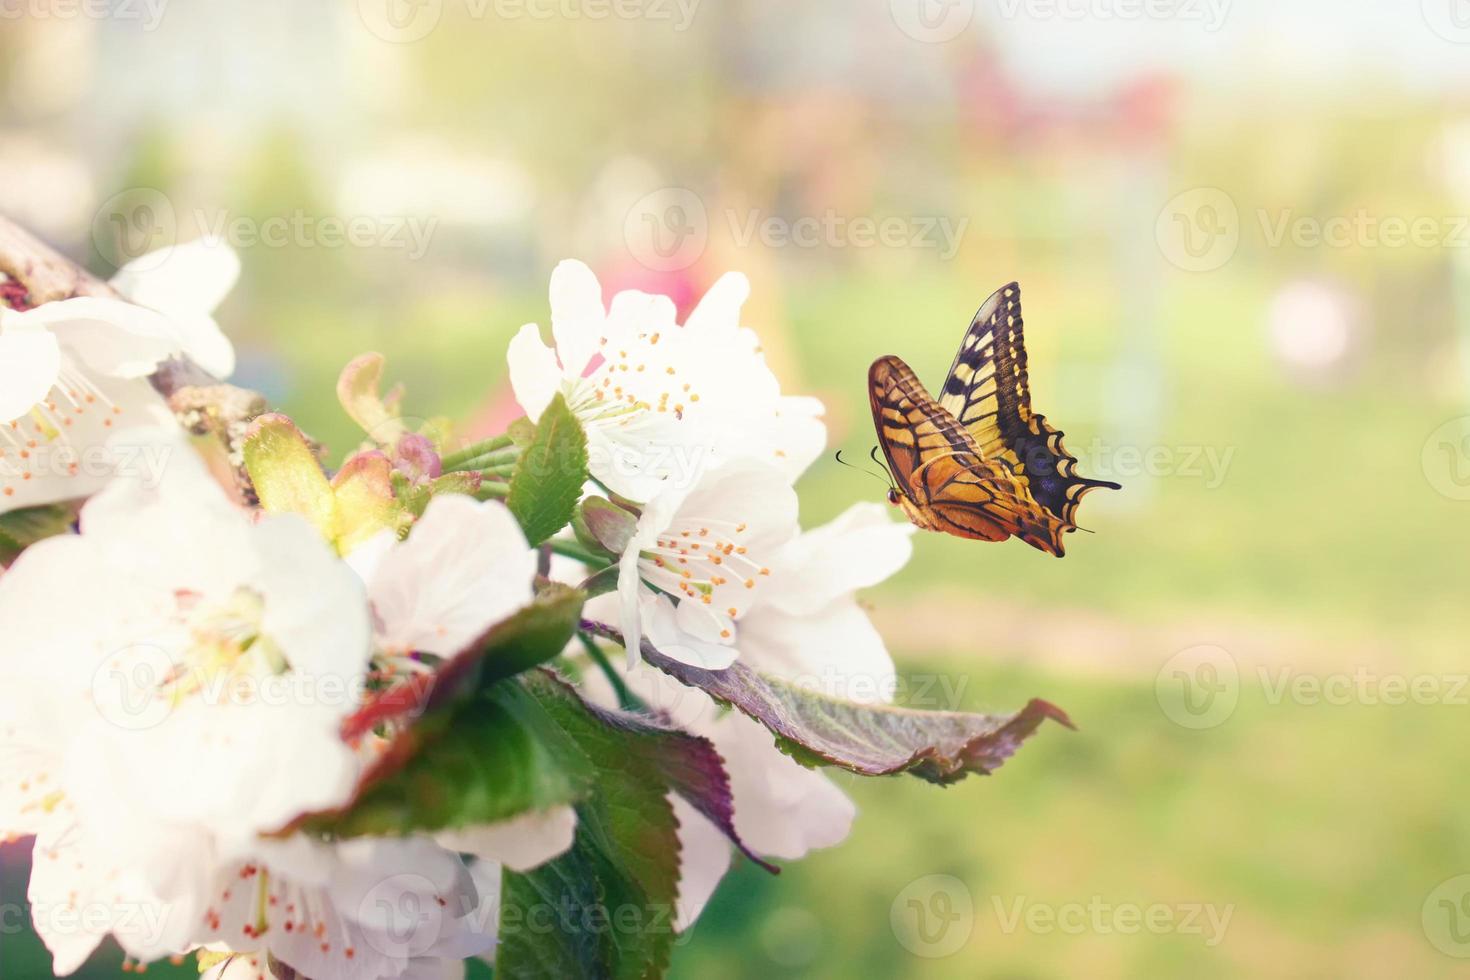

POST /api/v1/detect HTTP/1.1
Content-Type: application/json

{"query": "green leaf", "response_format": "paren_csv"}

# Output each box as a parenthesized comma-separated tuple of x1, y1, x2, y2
(0, 504, 76, 564)
(582, 621, 1073, 785)
(507, 394, 588, 546)
(242, 413, 336, 537)
(296, 681, 592, 839)
(339, 583, 586, 742)
(336, 352, 406, 445)
(476, 583, 587, 688)
(244, 414, 410, 554)
(498, 672, 686, 979)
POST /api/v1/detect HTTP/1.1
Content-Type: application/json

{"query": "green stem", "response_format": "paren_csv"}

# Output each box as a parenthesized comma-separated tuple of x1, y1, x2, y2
(479, 464, 518, 478)
(548, 537, 608, 565)
(476, 481, 510, 499)
(455, 448, 521, 472)
(579, 633, 642, 712)
(442, 434, 513, 470)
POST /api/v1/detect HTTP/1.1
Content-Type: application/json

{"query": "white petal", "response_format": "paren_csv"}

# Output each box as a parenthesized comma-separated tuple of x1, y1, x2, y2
(168, 310, 236, 379)
(111, 235, 241, 316)
(712, 712, 856, 860)
(604, 288, 678, 344)
(0, 381, 174, 516)
(0, 325, 61, 421)
(506, 323, 562, 422)
(765, 502, 915, 616)
(651, 596, 738, 670)
(548, 259, 605, 375)
(436, 806, 577, 872)
(736, 600, 896, 703)
(13, 297, 180, 378)
(366, 495, 536, 658)
(671, 794, 731, 931)
(617, 542, 645, 668)
(682, 271, 749, 340)
(676, 459, 799, 548)
(251, 512, 373, 682)
(110, 237, 240, 378)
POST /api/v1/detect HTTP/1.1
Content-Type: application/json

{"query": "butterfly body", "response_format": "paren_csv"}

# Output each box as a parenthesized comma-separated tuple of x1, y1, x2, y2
(867, 283, 1120, 557)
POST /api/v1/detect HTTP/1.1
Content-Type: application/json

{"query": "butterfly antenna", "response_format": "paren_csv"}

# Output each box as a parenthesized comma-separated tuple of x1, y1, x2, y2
(868, 445, 898, 489)
(836, 450, 894, 488)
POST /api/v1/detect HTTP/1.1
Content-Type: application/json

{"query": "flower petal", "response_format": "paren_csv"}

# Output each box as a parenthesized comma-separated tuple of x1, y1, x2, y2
(765, 502, 915, 616)
(548, 260, 604, 375)
(364, 495, 536, 659)
(11, 297, 180, 379)
(670, 793, 731, 931)
(0, 325, 61, 421)
(506, 323, 562, 422)
(681, 271, 749, 340)
(435, 806, 577, 872)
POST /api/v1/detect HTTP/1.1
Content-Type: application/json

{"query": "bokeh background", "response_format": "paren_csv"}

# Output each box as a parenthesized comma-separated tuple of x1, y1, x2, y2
(4, 0, 1470, 976)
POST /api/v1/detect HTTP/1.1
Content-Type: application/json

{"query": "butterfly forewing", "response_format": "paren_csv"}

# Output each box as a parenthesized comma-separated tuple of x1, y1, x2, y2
(869, 355, 1062, 551)
(937, 282, 1120, 531)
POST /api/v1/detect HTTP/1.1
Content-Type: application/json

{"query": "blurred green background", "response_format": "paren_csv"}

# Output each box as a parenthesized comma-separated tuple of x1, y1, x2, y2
(4, 1, 1470, 977)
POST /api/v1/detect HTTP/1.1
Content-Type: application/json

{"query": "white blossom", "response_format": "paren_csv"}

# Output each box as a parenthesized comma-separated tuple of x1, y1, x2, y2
(506, 260, 824, 502)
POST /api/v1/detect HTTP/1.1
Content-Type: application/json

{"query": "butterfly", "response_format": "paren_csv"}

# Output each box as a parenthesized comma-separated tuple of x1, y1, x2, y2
(867, 282, 1120, 556)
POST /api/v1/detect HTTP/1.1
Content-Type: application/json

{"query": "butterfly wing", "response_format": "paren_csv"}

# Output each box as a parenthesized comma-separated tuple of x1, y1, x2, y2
(869, 355, 1061, 550)
(937, 282, 1120, 532)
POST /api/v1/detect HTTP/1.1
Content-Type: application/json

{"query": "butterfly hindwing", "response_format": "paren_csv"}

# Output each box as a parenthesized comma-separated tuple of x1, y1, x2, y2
(869, 355, 1061, 550)
(937, 282, 1120, 532)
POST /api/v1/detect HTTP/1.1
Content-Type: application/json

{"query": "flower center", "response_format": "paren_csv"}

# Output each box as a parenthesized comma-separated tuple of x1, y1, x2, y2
(0, 357, 125, 499)
(159, 588, 284, 705)
(638, 517, 771, 637)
